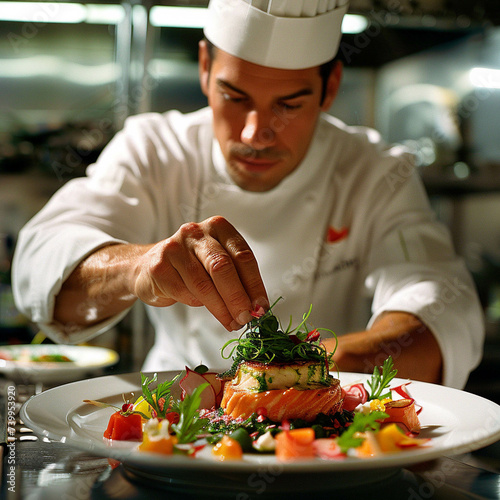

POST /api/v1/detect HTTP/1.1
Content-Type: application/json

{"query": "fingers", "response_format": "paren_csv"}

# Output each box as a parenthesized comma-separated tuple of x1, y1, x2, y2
(206, 216, 269, 315)
(175, 217, 268, 330)
(134, 247, 203, 308)
(135, 217, 268, 331)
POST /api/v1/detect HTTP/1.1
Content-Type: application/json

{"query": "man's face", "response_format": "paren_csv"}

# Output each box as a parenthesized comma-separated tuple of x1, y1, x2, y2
(199, 42, 342, 192)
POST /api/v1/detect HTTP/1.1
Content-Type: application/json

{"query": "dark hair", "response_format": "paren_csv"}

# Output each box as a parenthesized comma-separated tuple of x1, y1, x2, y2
(204, 38, 336, 105)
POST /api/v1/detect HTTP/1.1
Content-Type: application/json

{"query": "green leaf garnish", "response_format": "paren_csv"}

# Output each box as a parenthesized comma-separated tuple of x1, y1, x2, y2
(336, 410, 388, 453)
(367, 356, 398, 401)
(219, 298, 337, 378)
(140, 372, 179, 419)
(171, 383, 210, 444)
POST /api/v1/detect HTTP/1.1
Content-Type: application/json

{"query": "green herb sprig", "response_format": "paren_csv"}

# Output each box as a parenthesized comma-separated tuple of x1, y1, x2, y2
(220, 298, 337, 378)
(140, 372, 179, 419)
(336, 410, 388, 453)
(367, 356, 398, 401)
(171, 383, 210, 444)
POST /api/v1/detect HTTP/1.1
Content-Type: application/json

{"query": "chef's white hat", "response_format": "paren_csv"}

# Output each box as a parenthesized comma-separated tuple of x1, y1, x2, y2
(204, 0, 349, 70)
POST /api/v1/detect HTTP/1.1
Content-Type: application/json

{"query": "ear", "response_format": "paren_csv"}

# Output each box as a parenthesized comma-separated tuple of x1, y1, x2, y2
(320, 60, 343, 112)
(198, 40, 210, 97)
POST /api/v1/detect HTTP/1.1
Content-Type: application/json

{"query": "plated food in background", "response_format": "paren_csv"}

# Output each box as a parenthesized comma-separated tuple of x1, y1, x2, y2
(85, 301, 430, 462)
(0, 344, 119, 384)
(0, 349, 73, 362)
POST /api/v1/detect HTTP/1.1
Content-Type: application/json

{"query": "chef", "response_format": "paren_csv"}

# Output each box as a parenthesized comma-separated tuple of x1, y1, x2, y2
(12, 0, 483, 389)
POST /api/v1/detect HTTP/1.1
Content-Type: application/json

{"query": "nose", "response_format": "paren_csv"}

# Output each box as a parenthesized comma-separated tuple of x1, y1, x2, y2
(240, 110, 276, 150)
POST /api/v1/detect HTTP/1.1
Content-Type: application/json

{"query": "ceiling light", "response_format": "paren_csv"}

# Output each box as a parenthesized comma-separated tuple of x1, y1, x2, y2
(150, 5, 368, 34)
(150, 6, 207, 29)
(469, 67, 500, 89)
(0, 2, 124, 24)
(342, 14, 369, 34)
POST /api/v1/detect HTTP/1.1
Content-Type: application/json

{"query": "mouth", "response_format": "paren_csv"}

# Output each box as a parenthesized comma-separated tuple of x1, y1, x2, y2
(239, 157, 277, 167)
(233, 153, 282, 174)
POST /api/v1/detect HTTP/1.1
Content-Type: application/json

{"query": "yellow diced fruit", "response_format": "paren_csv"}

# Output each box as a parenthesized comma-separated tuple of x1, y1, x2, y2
(376, 423, 429, 453)
(376, 423, 406, 452)
(369, 398, 392, 412)
(212, 435, 243, 461)
(133, 396, 154, 419)
(139, 433, 176, 455)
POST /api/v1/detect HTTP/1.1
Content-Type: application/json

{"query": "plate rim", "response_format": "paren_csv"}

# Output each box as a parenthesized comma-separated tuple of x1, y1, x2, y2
(20, 370, 500, 474)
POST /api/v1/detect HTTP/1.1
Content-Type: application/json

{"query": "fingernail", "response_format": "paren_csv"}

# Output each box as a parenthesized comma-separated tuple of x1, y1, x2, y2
(229, 320, 242, 331)
(253, 297, 269, 310)
(237, 311, 252, 326)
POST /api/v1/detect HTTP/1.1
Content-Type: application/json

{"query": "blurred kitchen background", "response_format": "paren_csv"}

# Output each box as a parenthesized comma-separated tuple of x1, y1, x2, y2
(1, 0, 500, 397)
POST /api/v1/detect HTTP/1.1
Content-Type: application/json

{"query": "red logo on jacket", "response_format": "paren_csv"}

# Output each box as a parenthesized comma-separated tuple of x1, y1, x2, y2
(326, 226, 349, 243)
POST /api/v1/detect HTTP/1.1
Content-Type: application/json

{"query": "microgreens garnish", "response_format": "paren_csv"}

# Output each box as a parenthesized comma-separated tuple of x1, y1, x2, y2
(336, 410, 388, 453)
(367, 356, 398, 401)
(220, 298, 337, 377)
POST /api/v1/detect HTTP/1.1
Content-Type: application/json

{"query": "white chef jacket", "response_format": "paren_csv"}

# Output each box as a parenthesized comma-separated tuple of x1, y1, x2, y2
(12, 107, 484, 389)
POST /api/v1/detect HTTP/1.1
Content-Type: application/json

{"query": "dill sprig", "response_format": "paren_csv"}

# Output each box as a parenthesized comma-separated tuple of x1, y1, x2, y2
(220, 298, 337, 377)
(367, 356, 398, 401)
(140, 372, 179, 419)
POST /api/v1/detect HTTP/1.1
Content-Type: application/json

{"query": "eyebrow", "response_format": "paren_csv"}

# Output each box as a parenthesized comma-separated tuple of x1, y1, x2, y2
(215, 78, 314, 100)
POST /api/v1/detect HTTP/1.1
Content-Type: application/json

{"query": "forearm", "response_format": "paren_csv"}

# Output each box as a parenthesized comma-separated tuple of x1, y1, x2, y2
(53, 243, 152, 327)
(325, 312, 443, 384)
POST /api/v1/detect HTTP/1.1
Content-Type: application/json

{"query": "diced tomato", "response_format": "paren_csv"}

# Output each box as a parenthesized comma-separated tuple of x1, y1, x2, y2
(212, 435, 243, 461)
(275, 428, 316, 461)
(103, 411, 143, 441)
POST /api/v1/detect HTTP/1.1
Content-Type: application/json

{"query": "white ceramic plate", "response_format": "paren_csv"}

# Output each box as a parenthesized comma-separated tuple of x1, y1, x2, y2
(0, 344, 119, 384)
(20, 370, 500, 476)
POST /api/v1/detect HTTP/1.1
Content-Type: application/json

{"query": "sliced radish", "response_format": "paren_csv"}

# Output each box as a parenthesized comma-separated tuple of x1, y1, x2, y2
(391, 382, 423, 415)
(179, 367, 217, 409)
(200, 372, 222, 395)
(199, 371, 225, 406)
(341, 383, 368, 412)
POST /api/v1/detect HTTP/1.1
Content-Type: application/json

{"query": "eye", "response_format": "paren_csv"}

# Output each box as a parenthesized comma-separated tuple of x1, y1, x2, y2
(276, 101, 302, 111)
(222, 92, 246, 103)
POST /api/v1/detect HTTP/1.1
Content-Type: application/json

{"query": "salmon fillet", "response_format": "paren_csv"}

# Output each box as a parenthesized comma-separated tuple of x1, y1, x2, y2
(221, 380, 343, 422)
(220, 360, 343, 422)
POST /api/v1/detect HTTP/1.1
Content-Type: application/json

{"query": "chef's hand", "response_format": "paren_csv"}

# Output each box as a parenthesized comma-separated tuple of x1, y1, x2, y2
(133, 216, 269, 331)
